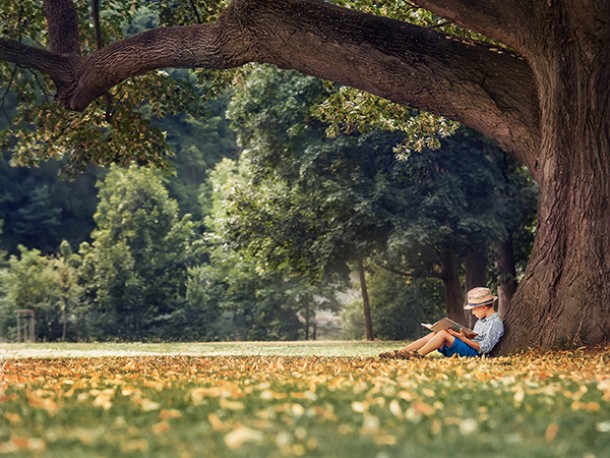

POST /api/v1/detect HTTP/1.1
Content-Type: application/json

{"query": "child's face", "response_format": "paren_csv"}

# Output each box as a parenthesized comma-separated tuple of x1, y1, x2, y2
(471, 306, 488, 319)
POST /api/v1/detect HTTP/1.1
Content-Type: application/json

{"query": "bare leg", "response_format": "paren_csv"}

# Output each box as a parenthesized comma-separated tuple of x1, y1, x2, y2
(379, 331, 455, 359)
(417, 330, 455, 356)
(379, 333, 436, 358)
(401, 333, 436, 352)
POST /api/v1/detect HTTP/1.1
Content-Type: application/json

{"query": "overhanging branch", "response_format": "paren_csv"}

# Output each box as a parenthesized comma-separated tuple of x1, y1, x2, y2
(1, 0, 540, 166)
(413, 0, 534, 55)
(223, 0, 539, 164)
(0, 38, 75, 81)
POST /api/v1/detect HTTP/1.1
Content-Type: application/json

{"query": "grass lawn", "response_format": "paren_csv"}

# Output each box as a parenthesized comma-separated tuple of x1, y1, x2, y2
(1, 342, 610, 457)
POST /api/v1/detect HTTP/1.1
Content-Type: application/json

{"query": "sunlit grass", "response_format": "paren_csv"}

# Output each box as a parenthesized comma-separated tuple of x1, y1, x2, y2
(0, 340, 401, 358)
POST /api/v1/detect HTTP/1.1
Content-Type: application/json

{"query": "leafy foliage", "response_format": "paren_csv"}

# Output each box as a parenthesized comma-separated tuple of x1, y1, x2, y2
(0, 0, 491, 174)
(0, 2, 214, 173)
(221, 67, 530, 287)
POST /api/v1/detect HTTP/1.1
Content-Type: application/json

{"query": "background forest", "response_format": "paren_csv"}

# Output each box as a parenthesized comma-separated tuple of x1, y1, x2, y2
(0, 66, 537, 343)
(0, 7, 538, 343)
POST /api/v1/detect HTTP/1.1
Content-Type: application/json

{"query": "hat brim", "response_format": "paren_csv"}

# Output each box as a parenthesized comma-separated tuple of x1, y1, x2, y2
(464, 296, 497, 310)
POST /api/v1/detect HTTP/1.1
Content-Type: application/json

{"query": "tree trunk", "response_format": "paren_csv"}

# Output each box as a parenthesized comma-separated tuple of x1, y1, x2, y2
(496, 3, 610, 352)
(357, 259, 374, 341)
(440, 247, 465, 323)
(465, 248, 487, 291)
(304, 304, 310, 341)
(61, 299, 67, 342)
(495, 236, 517, 318)
(465, 247, 488, 327)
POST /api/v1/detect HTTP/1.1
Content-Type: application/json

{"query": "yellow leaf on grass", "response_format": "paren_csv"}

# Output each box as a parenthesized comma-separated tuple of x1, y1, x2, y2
(3, 413, 22, 424)
(351, 401, 367, 413)
(545, 423, 559, 442)
(121, 439, 149, 453)
(152, 421, 170, 434)
(514, 387, 525, 407)
(208, 413, 225, 431)
(92, 394, 113, 410)
(159, 409, 182, 420)
(0, 437, 42, 454)
(458, 418, 479, 435)
(224, 426, 264, 449)
(219, 398, 245, 411)
(143, 380, 165, 391)
(571, 401, 600, 412)
(389, 399, 402, 418)
(28, 394, 58, 416)
(140, 398, 161, 412)
(412, 401, 435, 416)
(260, 390, 287, 401)
(397, 390, 415, 402)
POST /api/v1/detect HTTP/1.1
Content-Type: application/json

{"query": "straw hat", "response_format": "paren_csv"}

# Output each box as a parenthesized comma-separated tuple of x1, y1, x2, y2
(464, 287, 497, 310)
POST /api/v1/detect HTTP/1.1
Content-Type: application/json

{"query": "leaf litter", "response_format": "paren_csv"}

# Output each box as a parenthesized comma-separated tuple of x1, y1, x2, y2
(0, 347, 609, 456)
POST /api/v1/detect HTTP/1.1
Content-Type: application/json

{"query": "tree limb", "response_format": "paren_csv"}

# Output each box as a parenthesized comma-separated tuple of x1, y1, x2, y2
(0, 38, 75, 81)
(223, 0, 540, 165)
(0, 0, 541, 166)
(412, 0, 534, 55)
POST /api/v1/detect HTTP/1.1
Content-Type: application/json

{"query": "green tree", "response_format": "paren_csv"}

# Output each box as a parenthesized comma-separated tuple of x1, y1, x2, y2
(163, 91, 238, 220)
(198, 158, 340, 340)
(0, 158, 101, 254)
(0, 245, 84, 341)
(222, 68, 528, 327)
(50, 240, 85, 340)
(341, 271, 445, 341)
(84, 165, 198, 340)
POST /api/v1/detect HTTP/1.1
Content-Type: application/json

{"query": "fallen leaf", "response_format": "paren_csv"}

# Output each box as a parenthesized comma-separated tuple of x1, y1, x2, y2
(545, 423, 559, 442)
(224, 425, 264, 449)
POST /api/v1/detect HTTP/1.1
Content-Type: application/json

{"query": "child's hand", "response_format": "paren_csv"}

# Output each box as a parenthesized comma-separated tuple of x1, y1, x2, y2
(448, 328, 465, 339)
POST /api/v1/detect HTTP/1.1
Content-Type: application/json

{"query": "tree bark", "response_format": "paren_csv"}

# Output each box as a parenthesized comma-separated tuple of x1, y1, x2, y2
(304, 304, 310, 341)
(440, 247, 465, 323)
(495, 2, 610, 352)
(465, 248, 488, 291)
(465, 247, 488, 327)
(357, 259, 374, 341)
(495, 236, 517, 318)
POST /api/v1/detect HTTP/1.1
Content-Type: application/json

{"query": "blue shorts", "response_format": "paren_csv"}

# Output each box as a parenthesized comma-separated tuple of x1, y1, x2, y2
(438, 337, 480, 358)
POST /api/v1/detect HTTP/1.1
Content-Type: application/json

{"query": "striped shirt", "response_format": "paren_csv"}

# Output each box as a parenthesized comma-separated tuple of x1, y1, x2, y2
(472, 313, 504, 354)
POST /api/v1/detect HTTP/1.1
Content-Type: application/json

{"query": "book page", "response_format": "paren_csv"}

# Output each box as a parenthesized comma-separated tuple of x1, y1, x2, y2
(420, 317, 477, 336)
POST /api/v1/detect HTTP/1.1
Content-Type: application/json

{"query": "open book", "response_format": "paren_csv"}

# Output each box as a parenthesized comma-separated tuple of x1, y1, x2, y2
(421, 317, 477, 338)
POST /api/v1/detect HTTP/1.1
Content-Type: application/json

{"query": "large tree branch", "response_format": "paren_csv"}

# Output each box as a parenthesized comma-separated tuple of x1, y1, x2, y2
(412, 0, 534, 55)
(224, 0, 539, 165)
(1, 0, 540, 166)
(61, 22, 254, 111)
(0, 38, 75, 81)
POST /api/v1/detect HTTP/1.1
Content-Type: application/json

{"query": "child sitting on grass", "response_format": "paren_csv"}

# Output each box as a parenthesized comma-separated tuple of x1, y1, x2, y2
(379, 287, 504, 359)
